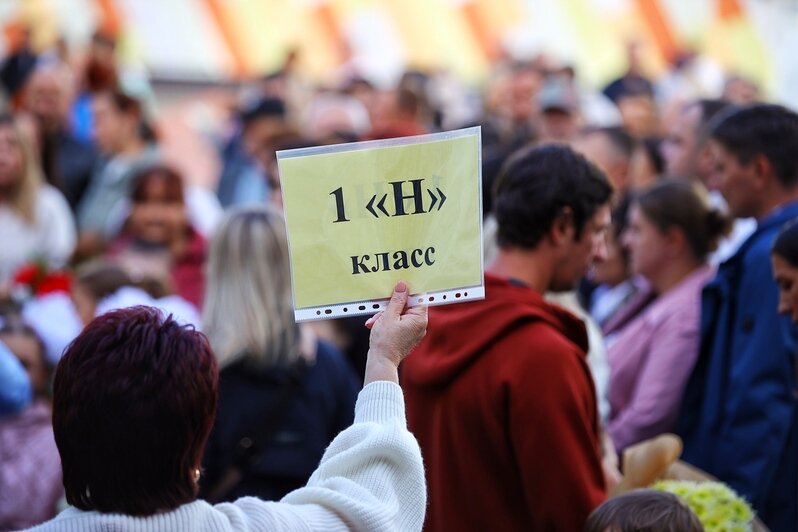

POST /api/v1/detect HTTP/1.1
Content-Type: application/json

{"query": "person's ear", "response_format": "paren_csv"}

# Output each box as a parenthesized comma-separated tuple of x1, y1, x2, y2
(751, 153, 775, 190)
(696, 145, 714, 179)
(664, 226, 687, 258)
(549, 207, 575, 247)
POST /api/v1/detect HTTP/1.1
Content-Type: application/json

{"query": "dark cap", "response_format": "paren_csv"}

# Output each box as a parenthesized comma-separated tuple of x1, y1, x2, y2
(239, 97, 286, 124)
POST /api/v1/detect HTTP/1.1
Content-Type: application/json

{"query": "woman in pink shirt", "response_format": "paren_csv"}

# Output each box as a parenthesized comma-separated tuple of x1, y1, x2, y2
(607, 180, 729, 452)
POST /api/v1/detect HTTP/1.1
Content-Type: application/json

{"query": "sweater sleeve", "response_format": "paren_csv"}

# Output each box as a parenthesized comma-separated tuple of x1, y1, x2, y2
(225, 381, 426, 531)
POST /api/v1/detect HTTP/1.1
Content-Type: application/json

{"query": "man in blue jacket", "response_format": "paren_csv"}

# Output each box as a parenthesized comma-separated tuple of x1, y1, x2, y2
(679, 104, 798, 532)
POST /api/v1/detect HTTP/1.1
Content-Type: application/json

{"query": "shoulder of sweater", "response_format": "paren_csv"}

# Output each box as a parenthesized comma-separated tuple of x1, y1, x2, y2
(36, 184, 70, 209)
(494, 326, 596, 403)
(496, 320, 588, 372)
(644, 269, 711, 323)
(24, 499, 281, 532)
(34, 185, 74, 225)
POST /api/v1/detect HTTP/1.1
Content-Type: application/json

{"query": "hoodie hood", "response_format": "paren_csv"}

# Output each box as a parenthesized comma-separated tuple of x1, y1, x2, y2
(403, 273, 589, 388)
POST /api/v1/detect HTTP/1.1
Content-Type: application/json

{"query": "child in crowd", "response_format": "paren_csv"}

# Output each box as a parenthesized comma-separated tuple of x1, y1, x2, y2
(0, 319, 63, 530)
(107, 165, 206, 310)
(585, 489, 702, 532)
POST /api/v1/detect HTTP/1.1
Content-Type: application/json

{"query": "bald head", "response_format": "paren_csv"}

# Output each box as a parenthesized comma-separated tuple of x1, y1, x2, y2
(574, 127, 634, 194)
(661, 99, 733, 186)
(23, 63, 76, 132)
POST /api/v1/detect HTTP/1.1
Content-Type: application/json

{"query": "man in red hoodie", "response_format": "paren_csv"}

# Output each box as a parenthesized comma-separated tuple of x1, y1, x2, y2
(402, 144, 612, 531)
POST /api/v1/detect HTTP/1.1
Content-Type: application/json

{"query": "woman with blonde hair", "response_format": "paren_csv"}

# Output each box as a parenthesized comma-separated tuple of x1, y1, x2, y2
(0, 113, 75, 290)
(201, 206, 359, 502)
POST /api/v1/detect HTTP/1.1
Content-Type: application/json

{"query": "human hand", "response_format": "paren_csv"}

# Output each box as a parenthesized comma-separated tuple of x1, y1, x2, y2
(363, 281, 427, 384)
(601, 431, 622, 492)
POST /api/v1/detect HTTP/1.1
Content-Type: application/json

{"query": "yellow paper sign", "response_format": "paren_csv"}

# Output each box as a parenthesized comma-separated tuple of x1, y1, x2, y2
(277, 127, 484, 321)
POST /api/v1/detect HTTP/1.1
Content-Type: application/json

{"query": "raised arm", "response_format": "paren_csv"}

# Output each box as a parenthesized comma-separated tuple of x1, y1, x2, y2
(363, 280, 428, 385)
(222, 282, 429, 531)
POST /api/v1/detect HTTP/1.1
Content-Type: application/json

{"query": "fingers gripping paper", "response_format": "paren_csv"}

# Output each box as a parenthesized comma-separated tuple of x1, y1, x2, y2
(277, 127, 485, 321)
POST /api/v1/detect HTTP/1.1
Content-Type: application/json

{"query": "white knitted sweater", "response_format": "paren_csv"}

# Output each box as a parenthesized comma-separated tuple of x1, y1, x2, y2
(22, 382, 426, 532)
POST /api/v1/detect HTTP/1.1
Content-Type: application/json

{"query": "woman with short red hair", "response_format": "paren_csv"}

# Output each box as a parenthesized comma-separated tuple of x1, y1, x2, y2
(26, 281, 427, 531)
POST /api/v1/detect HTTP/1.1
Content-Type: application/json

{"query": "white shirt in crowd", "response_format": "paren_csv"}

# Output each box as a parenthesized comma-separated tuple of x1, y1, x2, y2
(547, 290, 612, 425)
(0, 185, 76, 287)
(23, 287, 201, 365)
(708, 190, 756, 265)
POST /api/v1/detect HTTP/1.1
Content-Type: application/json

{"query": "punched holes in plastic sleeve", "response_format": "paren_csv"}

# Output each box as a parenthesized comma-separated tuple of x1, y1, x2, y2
(295, 286, 484, 322)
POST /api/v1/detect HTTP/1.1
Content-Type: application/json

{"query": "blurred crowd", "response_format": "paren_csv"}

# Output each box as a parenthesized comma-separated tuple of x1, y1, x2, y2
(0, 24, 796, 532)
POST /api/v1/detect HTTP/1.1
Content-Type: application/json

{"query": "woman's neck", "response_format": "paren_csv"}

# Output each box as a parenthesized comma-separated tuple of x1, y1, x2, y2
(648, 256, 704, 295)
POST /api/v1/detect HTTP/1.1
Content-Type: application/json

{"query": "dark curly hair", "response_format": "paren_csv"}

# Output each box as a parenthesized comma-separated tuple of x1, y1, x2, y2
(493, 143, 613, 249)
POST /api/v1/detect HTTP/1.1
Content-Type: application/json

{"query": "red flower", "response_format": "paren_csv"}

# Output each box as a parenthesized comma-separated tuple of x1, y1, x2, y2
(13, 264, 43, 286)
(37, 272, 72, 295)
(12, 262, 72, 296)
